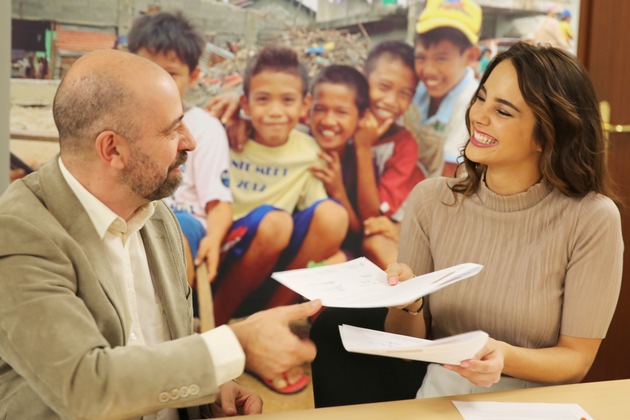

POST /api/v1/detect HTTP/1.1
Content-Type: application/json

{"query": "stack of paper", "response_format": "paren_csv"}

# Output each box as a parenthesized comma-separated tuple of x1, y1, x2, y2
(271, 257, 483, 308)
(452, 401, 593, 420)
(339, 325, 488, 364)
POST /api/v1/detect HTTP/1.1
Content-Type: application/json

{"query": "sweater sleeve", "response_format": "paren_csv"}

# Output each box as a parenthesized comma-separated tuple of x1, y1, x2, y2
(397, 178, 436, 276)
(560, 194, 623, 338)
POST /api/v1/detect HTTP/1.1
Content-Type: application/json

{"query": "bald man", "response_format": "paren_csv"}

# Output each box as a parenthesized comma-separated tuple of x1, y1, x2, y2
(0, 49, 321, 419)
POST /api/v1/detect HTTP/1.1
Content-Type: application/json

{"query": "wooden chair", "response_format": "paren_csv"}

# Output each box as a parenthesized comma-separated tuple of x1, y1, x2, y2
(184, 240, 215, 332)
(195, 263, 215, 332)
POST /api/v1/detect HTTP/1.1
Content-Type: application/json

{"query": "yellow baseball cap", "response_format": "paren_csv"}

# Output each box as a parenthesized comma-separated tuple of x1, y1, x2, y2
(416, 0, 482, 45)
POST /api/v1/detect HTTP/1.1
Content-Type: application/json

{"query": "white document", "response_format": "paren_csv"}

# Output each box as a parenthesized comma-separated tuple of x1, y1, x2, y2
(452, 401, 593, 420)
(271, 257, 483, 308)
(339, 325, 489, 365)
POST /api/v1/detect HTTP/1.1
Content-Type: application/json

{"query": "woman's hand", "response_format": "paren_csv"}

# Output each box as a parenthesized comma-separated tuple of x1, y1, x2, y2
(385, 262, 414, 286)
(384, 263, 427, 337)
(443, 337, 504, 387)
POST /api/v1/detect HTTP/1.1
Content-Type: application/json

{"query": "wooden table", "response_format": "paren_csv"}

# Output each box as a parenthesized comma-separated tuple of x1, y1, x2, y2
(252, 379, 630, 419)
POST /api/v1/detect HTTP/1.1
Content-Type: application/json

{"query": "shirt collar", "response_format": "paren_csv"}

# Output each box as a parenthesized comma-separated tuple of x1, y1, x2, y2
(58, 157, 156, 240)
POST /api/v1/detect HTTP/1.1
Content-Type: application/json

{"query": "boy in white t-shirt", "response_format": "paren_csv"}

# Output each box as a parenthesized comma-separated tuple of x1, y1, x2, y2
(128, 12, 232, 289)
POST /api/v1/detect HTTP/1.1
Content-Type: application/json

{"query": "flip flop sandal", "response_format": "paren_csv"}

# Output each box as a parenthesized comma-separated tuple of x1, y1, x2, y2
(249, 371, 309, 395)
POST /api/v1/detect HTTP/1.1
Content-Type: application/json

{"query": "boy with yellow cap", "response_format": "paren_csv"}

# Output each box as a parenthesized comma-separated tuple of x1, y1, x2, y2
(404, 0, 482, 177)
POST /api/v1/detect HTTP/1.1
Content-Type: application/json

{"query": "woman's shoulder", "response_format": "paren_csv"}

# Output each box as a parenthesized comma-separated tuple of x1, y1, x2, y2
(574, 192, 621, 222)
(555, 190, 620, 216)
(408, 176, 454, 204)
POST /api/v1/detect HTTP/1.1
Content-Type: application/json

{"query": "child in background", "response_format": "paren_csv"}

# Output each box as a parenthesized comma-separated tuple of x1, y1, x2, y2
(559, 9, 574, 48)
(310, 42, 423, 270)
(212, 48, 347, 392)
(213, 47, 348, 393)
(308, 65, 369, 265)
(128, 12, 233, 291)
(403, 0, 481, 177)
(477, 47, 491, 78)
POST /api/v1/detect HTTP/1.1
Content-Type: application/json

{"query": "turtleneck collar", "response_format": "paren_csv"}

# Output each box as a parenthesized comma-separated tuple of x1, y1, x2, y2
(473, 176, 554, 212)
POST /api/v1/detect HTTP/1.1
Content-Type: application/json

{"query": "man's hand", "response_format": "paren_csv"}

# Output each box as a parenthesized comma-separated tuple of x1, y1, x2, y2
(210, 381, 263, 417)
(229, 300, 322, 379)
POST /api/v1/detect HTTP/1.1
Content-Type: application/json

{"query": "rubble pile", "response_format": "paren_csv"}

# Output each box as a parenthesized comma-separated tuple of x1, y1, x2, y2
(192, 26, 370, 102)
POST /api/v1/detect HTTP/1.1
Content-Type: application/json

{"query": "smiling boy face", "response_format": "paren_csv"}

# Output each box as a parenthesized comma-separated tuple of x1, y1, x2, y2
(366, 56, 417, 124)
(310, 82, 362, 154)
(241, 71, 309, 147)
(414, 38, 476, 102)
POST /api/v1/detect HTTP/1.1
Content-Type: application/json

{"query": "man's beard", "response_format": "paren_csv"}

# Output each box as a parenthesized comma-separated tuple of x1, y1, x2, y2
(121, 149, 188, 202)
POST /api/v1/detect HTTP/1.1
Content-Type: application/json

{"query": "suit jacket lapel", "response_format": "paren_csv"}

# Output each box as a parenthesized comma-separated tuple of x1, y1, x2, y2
(141, 215, 191, 340)
(29, 159, 131, 341)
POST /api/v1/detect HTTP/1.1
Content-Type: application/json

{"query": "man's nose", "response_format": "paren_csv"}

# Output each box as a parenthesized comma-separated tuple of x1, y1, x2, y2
(179, 122, 196, 151)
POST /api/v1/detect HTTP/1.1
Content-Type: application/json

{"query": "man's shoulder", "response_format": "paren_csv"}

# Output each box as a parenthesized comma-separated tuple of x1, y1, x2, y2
(0, 177, 41, 216)
(0, 173, 71, 250)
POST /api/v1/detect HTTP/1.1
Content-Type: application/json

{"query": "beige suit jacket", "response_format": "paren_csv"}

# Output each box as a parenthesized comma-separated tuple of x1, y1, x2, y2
(0, 159, 218, 419)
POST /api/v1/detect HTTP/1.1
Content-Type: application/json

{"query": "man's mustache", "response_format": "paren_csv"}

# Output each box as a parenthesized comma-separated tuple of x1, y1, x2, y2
(169, 152, 188, 171)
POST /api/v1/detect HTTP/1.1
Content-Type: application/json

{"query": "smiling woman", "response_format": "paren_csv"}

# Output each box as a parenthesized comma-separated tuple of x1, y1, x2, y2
(465, 60, 541, 194)
(457, 41, 612, 200)
(386, 41, 622, 398)
(311, 41, 623, 406)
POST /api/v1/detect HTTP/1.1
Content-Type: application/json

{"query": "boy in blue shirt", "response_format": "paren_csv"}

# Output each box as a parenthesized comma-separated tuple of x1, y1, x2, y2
(404, 0, 482, 177)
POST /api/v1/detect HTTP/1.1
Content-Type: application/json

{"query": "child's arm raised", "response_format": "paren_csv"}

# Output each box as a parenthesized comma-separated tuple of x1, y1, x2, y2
(311, 151, 362, 234)
(354, 110, 393, 221)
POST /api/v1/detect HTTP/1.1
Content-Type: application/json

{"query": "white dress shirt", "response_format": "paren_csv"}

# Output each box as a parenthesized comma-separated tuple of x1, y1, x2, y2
(59, 158, 245, 419)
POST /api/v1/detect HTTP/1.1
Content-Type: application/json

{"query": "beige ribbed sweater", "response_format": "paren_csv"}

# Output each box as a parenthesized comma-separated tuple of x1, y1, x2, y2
(398, 177, 623, 349)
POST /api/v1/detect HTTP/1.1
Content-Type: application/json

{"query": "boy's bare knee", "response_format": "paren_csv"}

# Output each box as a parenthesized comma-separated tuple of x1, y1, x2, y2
(312, 201, 349, 233)
(255, 211, 293, 249)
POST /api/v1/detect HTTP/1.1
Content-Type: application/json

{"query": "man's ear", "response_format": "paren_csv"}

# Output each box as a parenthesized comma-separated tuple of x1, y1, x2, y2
(189, 65, 201, 85)
(95, 130, 127, 170)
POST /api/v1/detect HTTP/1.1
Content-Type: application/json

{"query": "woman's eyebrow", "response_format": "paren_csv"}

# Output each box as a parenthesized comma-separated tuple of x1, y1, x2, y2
(480, 85, 521, 113)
